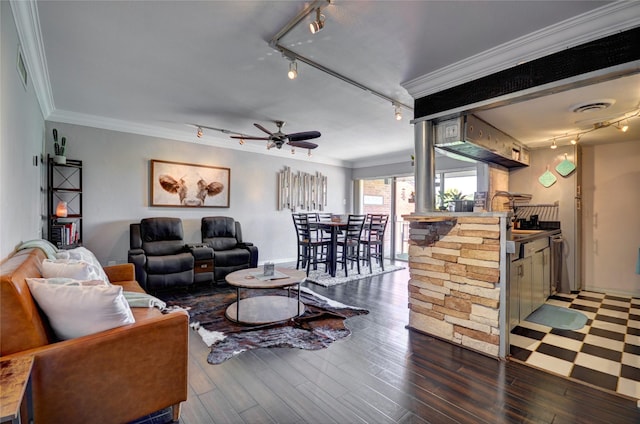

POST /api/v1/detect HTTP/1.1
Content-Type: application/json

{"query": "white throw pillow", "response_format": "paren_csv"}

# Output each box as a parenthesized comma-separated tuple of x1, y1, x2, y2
(42, 258, 104, 282)
(26, 277, 135, 340)
(55, 247, 110, 283)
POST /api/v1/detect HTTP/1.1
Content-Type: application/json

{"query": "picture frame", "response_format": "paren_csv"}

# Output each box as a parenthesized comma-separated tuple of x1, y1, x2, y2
(150, 159, 230, 208)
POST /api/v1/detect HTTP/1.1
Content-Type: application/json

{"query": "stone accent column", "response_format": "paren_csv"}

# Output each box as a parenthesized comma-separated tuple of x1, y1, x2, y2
(407, 216, 502, 357)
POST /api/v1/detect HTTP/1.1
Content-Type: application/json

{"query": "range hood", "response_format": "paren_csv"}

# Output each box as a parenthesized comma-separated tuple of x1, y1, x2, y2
(434, 115, 530, 168)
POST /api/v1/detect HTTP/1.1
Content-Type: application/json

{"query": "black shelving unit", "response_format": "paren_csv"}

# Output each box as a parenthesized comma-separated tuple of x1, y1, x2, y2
(47, 155, 83, 248)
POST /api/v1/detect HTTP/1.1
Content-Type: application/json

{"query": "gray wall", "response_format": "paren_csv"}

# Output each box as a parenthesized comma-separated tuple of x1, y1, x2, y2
(44, 122, 351, 266)
(1, 2, 46, 259)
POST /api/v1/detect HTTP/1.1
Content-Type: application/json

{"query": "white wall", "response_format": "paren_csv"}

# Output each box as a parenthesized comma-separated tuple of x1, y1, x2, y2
(509, 145, 580, 291)
(582, 140, 640, 296)
(44, 122, 351, 266)
(0, 2, 46, 259)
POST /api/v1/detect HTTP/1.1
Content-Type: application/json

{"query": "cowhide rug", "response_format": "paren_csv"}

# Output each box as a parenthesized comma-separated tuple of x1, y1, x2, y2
(159, 286, 368, 364)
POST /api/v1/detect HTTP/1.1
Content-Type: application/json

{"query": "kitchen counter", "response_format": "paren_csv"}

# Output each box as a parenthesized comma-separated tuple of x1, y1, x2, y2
(511, 228, 561, 242)
(404, 213, 512, 358)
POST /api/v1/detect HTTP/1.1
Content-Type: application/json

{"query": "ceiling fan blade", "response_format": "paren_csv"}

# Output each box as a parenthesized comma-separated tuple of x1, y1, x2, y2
(230, 135, 269, 140)
(288, 140, 318, 149)
(254, 123, 273, 136)
(286, 131, 321, 141)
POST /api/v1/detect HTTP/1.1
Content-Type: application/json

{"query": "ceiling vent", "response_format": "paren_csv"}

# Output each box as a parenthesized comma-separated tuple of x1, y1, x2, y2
(570, 99, 615, 113)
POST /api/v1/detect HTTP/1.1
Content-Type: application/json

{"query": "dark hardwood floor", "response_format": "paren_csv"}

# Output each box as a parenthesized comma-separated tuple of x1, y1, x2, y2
(179, 266, 640, 423)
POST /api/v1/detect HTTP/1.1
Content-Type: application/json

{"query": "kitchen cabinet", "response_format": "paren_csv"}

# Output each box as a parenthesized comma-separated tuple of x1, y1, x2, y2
(511, 256, 532, 324)
(532, 247, 550, 309)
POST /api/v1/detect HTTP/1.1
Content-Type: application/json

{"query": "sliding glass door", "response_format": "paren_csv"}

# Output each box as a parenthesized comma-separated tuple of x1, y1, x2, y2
(361, 177, 415, 262)
(359, 168, 476, 262)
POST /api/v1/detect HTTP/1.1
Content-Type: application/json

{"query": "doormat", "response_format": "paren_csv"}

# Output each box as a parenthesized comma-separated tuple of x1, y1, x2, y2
(160, 286, 368, 364)
(525, 304, 588, 330)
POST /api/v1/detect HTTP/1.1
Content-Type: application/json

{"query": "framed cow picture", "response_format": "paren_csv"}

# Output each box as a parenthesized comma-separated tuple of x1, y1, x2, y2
(150, 159, 230, 207)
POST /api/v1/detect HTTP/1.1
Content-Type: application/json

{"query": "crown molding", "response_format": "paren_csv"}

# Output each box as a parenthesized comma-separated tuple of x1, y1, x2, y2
(402, 2, 640, 99)
(47, 109, 349, 167)
(10, 0, 54, 118)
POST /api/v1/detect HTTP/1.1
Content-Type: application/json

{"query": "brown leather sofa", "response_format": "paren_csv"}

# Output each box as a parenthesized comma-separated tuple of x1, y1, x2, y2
(0, 248, 189, 424)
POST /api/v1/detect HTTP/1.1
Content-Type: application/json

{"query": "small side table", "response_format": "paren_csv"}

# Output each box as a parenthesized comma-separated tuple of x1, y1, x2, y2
(0, 355, 35, 424)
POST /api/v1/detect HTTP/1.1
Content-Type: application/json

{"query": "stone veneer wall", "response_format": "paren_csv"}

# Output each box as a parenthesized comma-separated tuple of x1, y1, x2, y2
(408, 216, 502, 357)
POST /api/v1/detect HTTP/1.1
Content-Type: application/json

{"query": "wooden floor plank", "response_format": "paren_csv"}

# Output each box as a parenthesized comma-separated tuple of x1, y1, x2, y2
(175, 265, 640, 424)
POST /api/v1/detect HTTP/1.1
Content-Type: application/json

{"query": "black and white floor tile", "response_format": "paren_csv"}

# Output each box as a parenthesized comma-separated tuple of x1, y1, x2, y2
(510, 291, 640, 400)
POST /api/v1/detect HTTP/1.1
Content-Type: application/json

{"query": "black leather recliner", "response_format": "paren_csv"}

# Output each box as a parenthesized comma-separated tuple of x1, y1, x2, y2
(128, 217, 213, 291)
(201, 216, 258, 282)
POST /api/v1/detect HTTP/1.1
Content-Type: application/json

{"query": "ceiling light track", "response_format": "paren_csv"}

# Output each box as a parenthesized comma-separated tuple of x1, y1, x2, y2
(544, 108, 639, 149)
(188, 124, 253, 140)
(269, 1, 413, 117)
(274, 44, 413, 112)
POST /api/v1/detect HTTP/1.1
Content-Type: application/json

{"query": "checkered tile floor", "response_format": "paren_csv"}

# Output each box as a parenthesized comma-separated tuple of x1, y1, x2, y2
(510, 291, 640, 400)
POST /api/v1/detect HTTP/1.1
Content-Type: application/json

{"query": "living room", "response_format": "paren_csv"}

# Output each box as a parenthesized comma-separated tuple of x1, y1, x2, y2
(2, 1, 640, 423)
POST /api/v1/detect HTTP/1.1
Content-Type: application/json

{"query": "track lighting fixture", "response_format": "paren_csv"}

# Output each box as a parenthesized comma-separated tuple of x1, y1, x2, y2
(287, 60, 298, 80)
(309, 8, 325, 34)
(291, 148, 295, 155)
(238, 138, 244, 145)
(196, 127, 203, 138)
(394, 103, 402, 121)
(541, 109, 638, 148)
(307, 149, 312, 157)
(617, 121, 629, 132)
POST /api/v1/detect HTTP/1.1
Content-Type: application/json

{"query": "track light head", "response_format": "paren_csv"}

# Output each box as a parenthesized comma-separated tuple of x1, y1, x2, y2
(288, 60, 298, 80)
(310, 9, 325, 34)
(617, 121, 629, 132)
(394, 103, 402, 121)
(291, 148, 295, 155)
(239, 138, 245, 145)
(196, 127, 203, 138)
(550, 139, 558, 149)
(307, 149, 312, 157)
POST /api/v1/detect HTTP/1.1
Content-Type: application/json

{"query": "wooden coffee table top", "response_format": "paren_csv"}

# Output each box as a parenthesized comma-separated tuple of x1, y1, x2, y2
(225, 267, 306, 289)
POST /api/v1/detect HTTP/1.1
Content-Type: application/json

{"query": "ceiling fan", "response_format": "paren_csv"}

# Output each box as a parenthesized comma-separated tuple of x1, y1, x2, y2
(230, 121, 320, 151)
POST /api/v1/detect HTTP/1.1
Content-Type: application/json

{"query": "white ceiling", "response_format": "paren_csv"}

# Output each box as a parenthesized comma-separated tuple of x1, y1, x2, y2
(19, 1, 640, 167)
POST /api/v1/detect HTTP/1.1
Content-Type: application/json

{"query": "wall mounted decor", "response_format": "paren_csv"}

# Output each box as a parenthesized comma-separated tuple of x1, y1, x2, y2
(277, 166, 327, 212)
(555, 154, 576, 177)
(150, 159, 230, 207)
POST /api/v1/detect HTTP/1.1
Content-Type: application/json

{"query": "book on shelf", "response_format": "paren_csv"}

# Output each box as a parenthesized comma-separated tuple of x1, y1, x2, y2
(51, 221, 80, 246)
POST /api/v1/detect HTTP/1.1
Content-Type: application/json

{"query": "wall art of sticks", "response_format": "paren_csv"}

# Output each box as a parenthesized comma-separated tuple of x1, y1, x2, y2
(277, 166, 327, 212)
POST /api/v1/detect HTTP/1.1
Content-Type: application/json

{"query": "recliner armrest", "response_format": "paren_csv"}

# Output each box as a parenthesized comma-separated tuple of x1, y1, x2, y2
(127, 249, 147, 289)
(188, 245, 214, 260)
(238, 243, 259, 268)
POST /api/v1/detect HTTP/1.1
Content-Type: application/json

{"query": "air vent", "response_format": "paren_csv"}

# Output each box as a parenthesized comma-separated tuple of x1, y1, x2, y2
(570, 99, 615, 113)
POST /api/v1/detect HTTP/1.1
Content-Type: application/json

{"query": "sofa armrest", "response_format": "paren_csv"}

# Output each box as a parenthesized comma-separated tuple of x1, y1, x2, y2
(103, 263, 135, 282)
(2, 310, 189, 424)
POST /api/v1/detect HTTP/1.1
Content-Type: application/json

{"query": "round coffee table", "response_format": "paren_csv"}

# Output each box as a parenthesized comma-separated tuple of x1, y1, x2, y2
(224, 267, 307, 325)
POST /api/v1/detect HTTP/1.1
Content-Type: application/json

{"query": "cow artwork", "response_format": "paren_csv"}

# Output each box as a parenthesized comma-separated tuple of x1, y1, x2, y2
(158, 175, 224, 206)
(150, 160, 230, 207)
